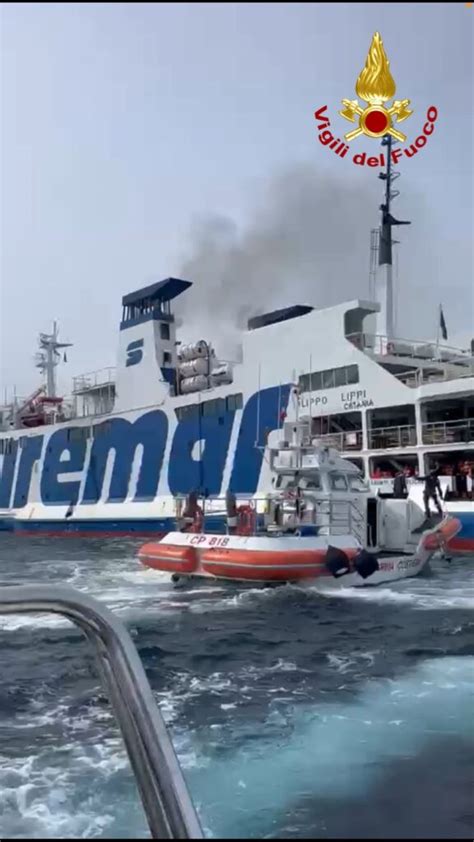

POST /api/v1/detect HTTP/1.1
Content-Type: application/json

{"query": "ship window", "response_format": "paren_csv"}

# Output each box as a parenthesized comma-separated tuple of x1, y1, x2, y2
(334, 367, 347, 387)
(300, 473, 322, 490)
(202, 398, 225, 417)
(347, 364, 359, 384)
(299, 371, 322, 391)
(276, 474, 293, 489)
(227, 393, 243, 412)
(321, 369, 335, 389)
(349, 475, 368, 492)
(94, 421, 111, 437)
(160, 323, 170, 341)
(70, 427, 89, 442)
(202, 400, 215, 417)
(176, 404, 199, 422)
(298, 365, 359, 393)
(329, 472, 349, 491)
(309, 371, 323, 391)
(163, 351, 172, 365)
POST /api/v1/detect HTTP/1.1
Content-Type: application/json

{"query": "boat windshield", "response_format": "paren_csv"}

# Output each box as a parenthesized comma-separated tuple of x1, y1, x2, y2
(348, 474, 370, 493)
(275, 472, 322, 490)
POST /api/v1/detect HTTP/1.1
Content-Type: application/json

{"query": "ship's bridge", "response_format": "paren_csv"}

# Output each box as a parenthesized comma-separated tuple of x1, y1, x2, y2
(121, 277, 192, 328)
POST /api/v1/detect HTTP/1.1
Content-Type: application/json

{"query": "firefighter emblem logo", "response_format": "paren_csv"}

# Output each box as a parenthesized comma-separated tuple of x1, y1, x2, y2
(339, 32, 413, 142)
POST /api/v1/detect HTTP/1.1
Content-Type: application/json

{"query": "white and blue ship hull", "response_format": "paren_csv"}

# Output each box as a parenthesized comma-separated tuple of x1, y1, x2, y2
(1, 284, 473, 549)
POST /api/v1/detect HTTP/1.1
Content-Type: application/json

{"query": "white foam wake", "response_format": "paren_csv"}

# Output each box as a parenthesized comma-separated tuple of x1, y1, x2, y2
(184, 656, 474, 837)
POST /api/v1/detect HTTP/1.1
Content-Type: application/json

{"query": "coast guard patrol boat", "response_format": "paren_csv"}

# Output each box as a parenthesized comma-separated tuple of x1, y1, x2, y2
(1, 142, 473, 549)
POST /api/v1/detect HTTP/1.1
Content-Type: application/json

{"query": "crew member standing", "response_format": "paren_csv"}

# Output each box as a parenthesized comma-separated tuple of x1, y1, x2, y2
(393, 470, 408, 499)
(418, 467, 443, 518)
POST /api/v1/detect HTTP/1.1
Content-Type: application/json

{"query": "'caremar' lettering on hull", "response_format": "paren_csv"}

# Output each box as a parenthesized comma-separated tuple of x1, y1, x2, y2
(0, 385, 291, 509)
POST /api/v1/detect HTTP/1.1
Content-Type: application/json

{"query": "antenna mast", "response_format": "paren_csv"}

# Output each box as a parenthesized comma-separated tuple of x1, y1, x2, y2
(376, 134, 411, 338)
(369, 228, 379, 300)
(35, 321, 72, 398)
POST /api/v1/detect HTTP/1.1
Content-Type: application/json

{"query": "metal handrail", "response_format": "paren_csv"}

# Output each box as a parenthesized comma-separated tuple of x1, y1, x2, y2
(346, 332, 472, 359)
(315, 430, 363, 451)
(72, 366, 117, 392)
(368, 423, 417, 449)
(0, 585, 202, 840)
(421, 418, 474, 445)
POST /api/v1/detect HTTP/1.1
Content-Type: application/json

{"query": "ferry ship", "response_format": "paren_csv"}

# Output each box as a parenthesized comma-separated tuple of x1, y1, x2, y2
(1, 139, 473, 549)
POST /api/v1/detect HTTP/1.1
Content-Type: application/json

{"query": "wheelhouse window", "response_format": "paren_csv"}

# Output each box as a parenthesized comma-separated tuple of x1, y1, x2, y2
(329, 472, 349, 491)
(299, 474, 321, 490)
(349, 475, 369, 492)
(276, 472, 321, 490)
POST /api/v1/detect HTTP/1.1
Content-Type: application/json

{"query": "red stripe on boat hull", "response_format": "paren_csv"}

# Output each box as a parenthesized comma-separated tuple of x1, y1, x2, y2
(447, 537, 474, 552)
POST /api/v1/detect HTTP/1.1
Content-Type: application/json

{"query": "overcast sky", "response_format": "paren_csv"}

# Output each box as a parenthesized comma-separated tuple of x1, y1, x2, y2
(1, 2, 473, 398)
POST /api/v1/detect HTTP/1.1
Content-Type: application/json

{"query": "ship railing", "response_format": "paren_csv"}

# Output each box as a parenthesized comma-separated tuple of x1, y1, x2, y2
(72, 367, 117, 394)
(175, 494, 366, 544)
(368, 424, 417, 450)
(310, 498, 366, 545)
(393, 368, 474, 387)
(421, 418, 474, 446)
(346, 332, 473, 364)
(72, 368, 116, 419)
(392, 369, 429, 387)
(314, 431, 363, 451)
(0, 585, 202, 840)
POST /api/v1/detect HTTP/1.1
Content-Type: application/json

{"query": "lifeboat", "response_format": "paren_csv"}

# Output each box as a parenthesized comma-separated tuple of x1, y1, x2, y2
(138, 534, 360, 583)
(137, 514, 461, 587)
(138, 427, 462, 588)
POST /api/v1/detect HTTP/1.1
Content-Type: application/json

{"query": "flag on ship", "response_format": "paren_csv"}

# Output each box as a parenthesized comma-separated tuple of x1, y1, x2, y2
(439, 305, 448, 341)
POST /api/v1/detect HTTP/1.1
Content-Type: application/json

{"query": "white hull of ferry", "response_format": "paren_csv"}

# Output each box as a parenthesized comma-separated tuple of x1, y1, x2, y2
(1, 285, 473, 551)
